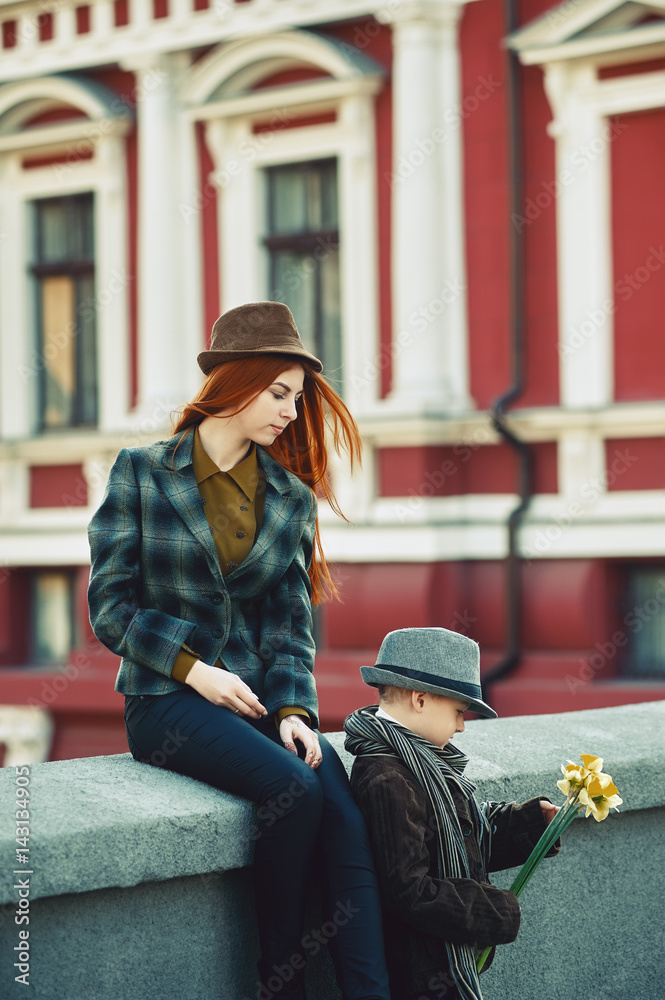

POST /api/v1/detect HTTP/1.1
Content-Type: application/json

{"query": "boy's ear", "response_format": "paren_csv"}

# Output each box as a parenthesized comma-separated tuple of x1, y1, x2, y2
(411, 691, 427, 712)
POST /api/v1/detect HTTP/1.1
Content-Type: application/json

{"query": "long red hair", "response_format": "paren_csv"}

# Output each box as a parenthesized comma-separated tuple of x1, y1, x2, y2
(172, 355, 362, 604)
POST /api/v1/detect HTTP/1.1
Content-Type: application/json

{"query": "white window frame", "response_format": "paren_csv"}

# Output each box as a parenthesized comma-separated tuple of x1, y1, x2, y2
(0, 76, 132, 440)
(184, 30, 384, 419)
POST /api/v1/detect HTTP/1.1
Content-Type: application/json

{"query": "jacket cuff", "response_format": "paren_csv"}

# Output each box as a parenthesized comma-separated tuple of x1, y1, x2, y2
(171, 645, 201, 684)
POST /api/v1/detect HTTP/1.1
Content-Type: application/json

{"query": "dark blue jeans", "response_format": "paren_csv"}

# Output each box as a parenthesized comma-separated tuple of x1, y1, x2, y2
(124, 690, 390, 1000)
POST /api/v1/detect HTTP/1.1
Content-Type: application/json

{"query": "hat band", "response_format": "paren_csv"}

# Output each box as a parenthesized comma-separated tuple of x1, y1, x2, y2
(373, 663, 482, 701)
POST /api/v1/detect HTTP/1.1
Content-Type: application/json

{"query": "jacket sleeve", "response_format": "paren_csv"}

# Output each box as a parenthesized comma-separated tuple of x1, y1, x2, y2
(484, 797, 562, 873)
(257, 495, 319, 728)
(87, 449, 198, 679)
(357, 768, 521, 949)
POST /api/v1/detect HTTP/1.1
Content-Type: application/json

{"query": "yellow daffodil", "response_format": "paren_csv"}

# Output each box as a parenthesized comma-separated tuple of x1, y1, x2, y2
(557, 760, 587, 796)
(580, 754, 604, 773)
(578, 774, 623, 822)
(477, 751, 623, 973)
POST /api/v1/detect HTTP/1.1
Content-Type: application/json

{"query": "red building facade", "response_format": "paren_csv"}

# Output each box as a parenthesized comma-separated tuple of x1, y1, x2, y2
(0, 0, 664, 761)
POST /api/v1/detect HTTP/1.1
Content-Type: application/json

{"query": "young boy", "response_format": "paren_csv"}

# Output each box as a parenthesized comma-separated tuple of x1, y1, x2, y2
(344, 627, 560, 1000)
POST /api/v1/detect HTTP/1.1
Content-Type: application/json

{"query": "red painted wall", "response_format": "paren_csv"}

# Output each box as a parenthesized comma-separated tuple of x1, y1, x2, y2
(29, 465, 87, 507)
(461, 0, 559, 410)
(604, 437, 665, 490)
(198, 122, 219, 343)
(377, 441, 557, 496)
(611, 106, 665, 401)
(461, 0, 511, 410)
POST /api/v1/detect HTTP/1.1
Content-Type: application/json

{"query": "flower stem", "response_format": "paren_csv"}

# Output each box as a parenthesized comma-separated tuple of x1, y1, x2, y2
(476, 798, 581, 973)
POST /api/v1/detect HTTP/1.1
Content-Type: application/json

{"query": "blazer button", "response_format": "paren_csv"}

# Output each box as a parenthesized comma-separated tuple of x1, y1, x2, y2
(235, 530, 245, 538)
(212, 627, 223, 638)
(211, 595, 222, 605)
(475, 863, 484, 875)
(239, 505, 248, 512)
(462, 824, 472, 837)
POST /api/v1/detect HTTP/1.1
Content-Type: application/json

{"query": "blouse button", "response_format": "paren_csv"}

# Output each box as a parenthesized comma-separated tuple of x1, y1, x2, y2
(212, 628, 223, 638)
(236, 530, 245, 538)
(228, 560, 238, 570)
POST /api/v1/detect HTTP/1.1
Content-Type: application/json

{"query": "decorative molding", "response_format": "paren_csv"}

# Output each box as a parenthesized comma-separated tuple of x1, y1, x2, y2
(189, 29, 385, 418)
(0, 0, 385, 82)
(0, 76, 132, 440)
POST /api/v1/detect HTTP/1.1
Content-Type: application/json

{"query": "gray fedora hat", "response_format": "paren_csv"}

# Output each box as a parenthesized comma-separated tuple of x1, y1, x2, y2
(360, 627, 497, 719)
(198, 301, 323, 375)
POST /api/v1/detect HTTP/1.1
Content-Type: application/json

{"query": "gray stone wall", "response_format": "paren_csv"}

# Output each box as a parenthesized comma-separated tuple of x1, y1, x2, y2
(1, 701, 663, 1000)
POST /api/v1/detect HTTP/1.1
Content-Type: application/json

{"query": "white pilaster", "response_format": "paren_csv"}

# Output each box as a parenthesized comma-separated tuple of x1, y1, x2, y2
(0, 154, 33, 440)
(558, 430, 606, 500)
(95, 133, 131, 432)
(380, 0, 473, 414)
(175, 84, 207, 404)
(129, 55, 188, 420)
(545, 63, 614, 410)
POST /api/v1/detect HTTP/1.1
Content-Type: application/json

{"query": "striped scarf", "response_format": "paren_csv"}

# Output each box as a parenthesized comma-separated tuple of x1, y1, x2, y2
(344, 705, 492, 1000)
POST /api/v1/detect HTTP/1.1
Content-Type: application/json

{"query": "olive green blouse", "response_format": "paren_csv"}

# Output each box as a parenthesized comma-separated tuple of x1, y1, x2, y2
(171, 428, 309, 725)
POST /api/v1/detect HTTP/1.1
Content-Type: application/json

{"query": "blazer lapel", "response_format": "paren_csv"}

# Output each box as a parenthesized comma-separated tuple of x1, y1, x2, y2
(152, 431, 225, 586)
(230, 448, 305, 579)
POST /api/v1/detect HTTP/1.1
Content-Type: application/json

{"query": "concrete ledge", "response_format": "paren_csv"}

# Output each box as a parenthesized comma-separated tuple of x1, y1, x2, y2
(1, 701, 663, 1000)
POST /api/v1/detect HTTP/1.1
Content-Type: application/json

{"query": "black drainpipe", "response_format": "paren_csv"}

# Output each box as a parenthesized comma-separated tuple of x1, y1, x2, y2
(480, 0, 533, 709)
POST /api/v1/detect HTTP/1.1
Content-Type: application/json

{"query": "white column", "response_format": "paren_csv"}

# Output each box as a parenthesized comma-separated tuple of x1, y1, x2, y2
(206, 117, 262, 310)
(128, 55, 188, 420)
(544, 62, 614, 409)
(95, 132, 131, 432)
(379, 0, 473, 414)
(0, 153, 33, 440)
(338, 92, 381, 417)
(558, 430, 606, 500)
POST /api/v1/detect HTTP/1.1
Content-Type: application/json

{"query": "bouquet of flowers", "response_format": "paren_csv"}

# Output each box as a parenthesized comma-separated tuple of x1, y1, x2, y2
(476, 754, 622, 972)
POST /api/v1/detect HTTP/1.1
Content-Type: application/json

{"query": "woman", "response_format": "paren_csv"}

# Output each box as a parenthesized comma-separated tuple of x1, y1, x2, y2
(87, 301, 390, 1000)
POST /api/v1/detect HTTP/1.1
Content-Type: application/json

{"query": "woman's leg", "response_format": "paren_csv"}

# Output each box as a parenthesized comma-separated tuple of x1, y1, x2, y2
(124, 690, 323, 1000)
(312, 733, 391, 1000)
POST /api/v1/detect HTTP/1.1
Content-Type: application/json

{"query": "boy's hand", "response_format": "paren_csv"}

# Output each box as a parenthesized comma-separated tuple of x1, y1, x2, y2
(540, 799, 560, 825)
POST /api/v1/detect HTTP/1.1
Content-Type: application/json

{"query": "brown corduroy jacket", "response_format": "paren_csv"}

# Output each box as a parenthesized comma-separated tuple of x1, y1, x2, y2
(350, 754, 560, 999)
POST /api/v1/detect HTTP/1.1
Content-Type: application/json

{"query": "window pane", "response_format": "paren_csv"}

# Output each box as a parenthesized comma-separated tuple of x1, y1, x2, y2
(36, 194, 94, 263)
(265, 160, 341, 385)
(622, 568, 665, 677)
(37, 199, 69, 263)
(271, 251, 317, 356)
(40, 275, 76, 428)
(76, 273, 98, 425)
(32, 572, 73, 665)
(268, 160, 338, 234)
(33, 193, 96, 430)
(270, 169, 307, 233)
(319, 247, 342, 382)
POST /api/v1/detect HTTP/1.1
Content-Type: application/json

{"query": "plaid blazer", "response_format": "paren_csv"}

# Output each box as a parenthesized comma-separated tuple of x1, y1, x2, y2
(87, 429, 319, 725)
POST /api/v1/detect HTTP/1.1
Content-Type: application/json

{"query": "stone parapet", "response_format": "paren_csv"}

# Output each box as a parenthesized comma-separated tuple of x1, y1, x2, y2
(1, 700, 663, 1000)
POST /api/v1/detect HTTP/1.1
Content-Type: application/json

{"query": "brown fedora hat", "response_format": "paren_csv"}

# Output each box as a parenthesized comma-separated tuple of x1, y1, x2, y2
(197, 301, 323, 374)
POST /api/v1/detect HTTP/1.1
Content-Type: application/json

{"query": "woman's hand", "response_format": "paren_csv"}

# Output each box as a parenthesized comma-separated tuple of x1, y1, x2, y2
(279, 714, 322, 769)
(540, 799, 561, 825)
(185, 661, 267, 718)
